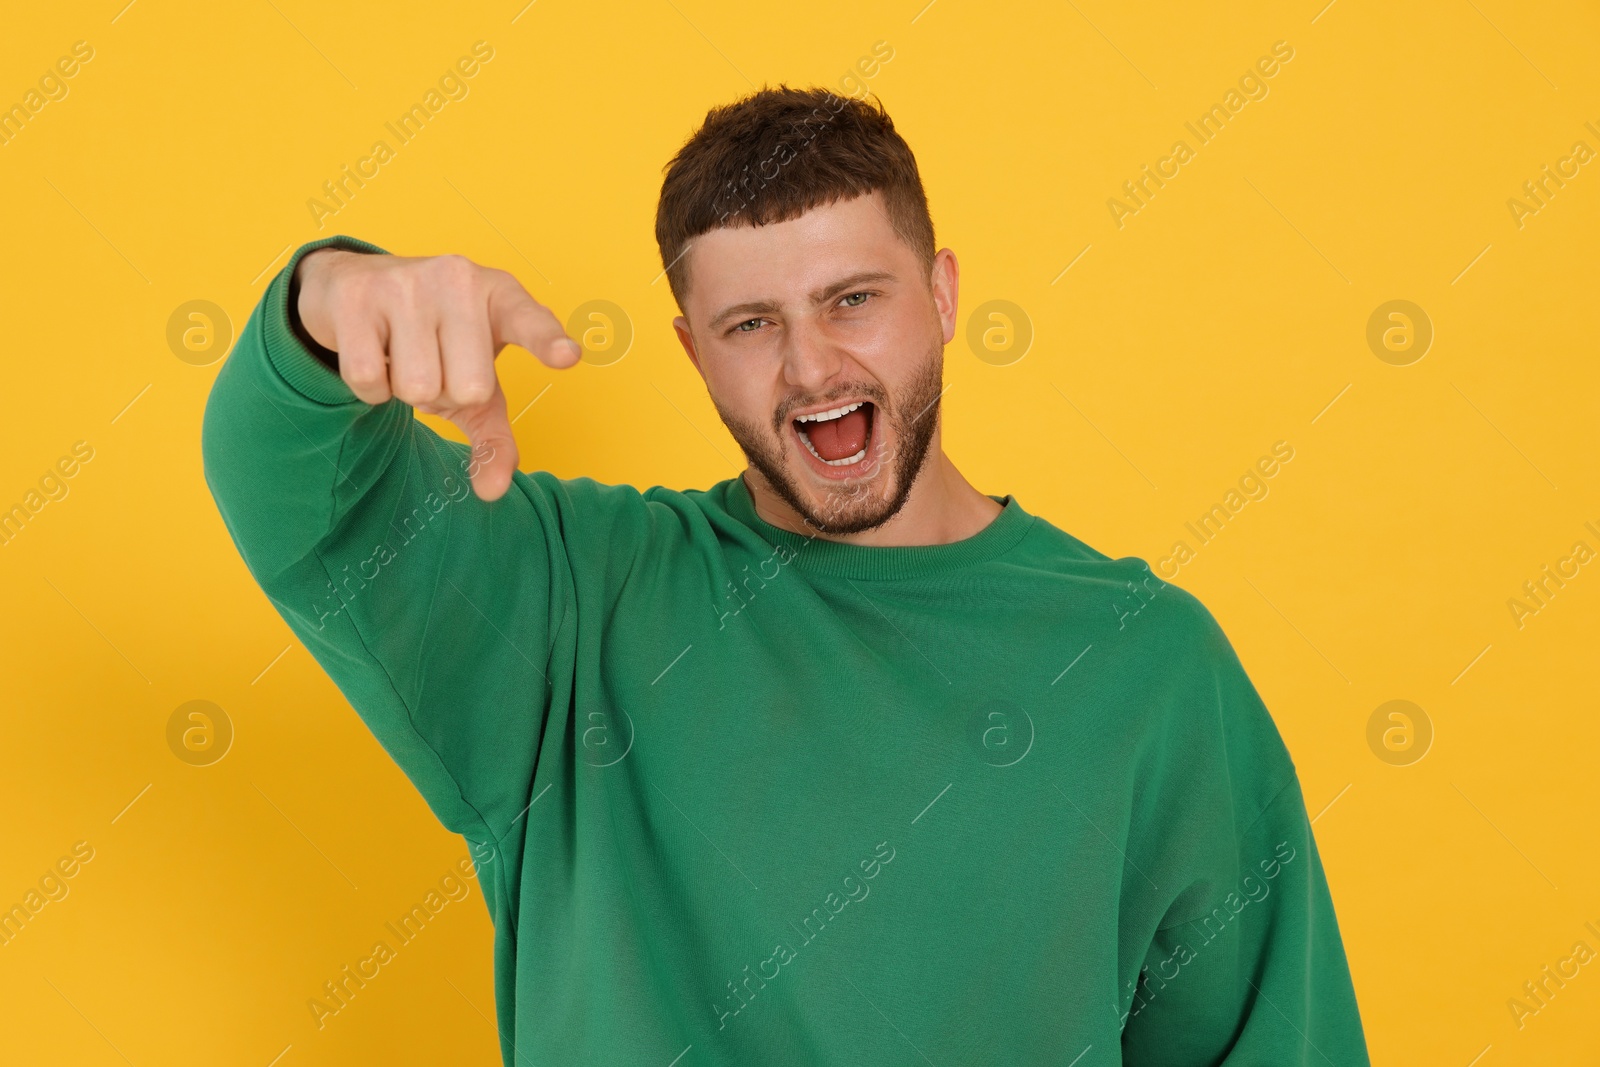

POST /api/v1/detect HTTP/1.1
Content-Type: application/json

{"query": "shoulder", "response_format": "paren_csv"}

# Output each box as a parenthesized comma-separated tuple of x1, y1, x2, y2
(1103, 572, 1300, 871)
(1137, 576, 1298, 809)
(1010, 509, 1118, 568)
(1013, 512, 1224, 649)
(1096, 559, 1262, 715)
(1052, 538, 1295, 781)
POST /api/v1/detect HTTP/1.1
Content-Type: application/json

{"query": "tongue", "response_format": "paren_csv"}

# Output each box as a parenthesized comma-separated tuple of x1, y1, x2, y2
(804, 406, 870, 462)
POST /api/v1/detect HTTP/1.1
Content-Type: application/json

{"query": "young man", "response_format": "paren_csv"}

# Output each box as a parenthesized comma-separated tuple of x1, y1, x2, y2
(202, 86, 1369, 1065)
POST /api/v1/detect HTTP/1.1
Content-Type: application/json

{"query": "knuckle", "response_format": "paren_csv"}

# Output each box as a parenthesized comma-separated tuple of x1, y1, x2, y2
(393, 377, 438, 404)
(341, 267, 382, 305)
(431, 254, 479, 290)
(453, 378, 495, 406)
(394, 271, 423, 307)
(375, 264, 422, 309)
(342, 361, 383, 389)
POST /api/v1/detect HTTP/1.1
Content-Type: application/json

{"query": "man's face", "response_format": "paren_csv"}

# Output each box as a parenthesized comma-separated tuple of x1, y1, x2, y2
(672, 191, 958, 535)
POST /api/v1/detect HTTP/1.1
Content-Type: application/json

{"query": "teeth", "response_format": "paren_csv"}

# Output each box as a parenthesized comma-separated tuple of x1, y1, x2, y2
(794, 401, 864, 424)
(798, 431, 868, 467)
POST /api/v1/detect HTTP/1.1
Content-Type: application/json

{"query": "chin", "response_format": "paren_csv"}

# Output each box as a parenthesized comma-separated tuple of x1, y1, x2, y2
(799, 476, 899, 534)
(786, 431, 911, 535)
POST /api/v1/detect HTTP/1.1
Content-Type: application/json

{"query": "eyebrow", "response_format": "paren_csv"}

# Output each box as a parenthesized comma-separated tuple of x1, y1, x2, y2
(707, 269, 898, 332)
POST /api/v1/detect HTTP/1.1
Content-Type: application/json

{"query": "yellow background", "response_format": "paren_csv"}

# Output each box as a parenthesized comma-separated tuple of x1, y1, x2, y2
(2, 0, 1597, 1063)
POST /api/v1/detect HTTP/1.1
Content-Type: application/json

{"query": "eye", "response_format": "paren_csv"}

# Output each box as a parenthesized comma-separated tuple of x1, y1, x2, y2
(732, 317, 766, 334)
(840, 291, 872, 308)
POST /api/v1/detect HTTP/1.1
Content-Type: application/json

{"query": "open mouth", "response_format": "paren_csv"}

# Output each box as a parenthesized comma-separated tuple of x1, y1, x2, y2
(791, 400, 877, 476)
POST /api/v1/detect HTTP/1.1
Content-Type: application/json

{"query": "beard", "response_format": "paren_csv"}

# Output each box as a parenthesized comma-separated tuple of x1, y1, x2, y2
(711, 339, 945, 536)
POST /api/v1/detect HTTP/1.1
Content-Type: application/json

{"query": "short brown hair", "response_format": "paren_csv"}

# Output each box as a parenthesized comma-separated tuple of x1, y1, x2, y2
(655, 85, 936, 312)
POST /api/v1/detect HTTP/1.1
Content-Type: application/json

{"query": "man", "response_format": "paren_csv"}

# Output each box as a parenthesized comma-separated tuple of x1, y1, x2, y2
(202, 86, 1369, 1065)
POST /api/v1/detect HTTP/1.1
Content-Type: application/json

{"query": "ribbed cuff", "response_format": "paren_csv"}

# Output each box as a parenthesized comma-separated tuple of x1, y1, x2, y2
(263, 234, 390, 405)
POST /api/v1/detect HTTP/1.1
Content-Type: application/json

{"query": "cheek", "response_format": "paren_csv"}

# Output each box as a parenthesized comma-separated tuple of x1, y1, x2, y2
(869, 314, 940, 387)
(705, 357, 781, 430)
(849, 309, 925, 371)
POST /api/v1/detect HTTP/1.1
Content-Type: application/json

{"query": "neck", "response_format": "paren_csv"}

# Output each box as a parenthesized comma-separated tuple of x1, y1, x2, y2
(743, 440, 1002, 548)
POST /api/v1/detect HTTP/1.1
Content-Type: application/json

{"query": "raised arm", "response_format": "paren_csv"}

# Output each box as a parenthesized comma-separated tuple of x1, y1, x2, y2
(200, 235, 585, 855)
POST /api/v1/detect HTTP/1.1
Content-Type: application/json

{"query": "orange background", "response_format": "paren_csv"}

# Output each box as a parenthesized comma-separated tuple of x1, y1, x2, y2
(2, 1, 1597, 1063)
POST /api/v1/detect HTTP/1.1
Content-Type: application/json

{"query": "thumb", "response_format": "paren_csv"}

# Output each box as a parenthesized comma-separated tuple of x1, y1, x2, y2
(450, 381, 520, 502)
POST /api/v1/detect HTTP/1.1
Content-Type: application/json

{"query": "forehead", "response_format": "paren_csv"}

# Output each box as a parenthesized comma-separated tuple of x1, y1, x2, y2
(683, 191, 907, 314)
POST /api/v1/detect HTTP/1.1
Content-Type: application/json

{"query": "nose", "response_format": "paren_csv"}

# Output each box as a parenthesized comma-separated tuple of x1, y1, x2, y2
(780, 317, 846, 397)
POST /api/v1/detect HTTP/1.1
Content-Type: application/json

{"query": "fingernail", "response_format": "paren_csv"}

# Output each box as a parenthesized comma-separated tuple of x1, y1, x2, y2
(560, 339, 582, 360)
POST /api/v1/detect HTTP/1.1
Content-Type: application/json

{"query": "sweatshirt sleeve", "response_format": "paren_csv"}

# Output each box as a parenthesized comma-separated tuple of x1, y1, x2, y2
(1118, 595, 1371, 1065)
(1120, 775, 1371, 1065)
(200, 234, 576, 851)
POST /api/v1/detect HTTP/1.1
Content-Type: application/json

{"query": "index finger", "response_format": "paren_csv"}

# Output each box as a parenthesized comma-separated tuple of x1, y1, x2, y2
(485, 270, 582, 369)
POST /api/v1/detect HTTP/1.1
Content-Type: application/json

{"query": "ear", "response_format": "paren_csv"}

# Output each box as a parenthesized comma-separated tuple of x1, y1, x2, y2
(673, 315, 704, 378)
(930, 248, 959, 346)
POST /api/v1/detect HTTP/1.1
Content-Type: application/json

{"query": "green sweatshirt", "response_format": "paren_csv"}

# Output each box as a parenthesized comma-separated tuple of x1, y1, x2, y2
(202, 235, 1370, 1066)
